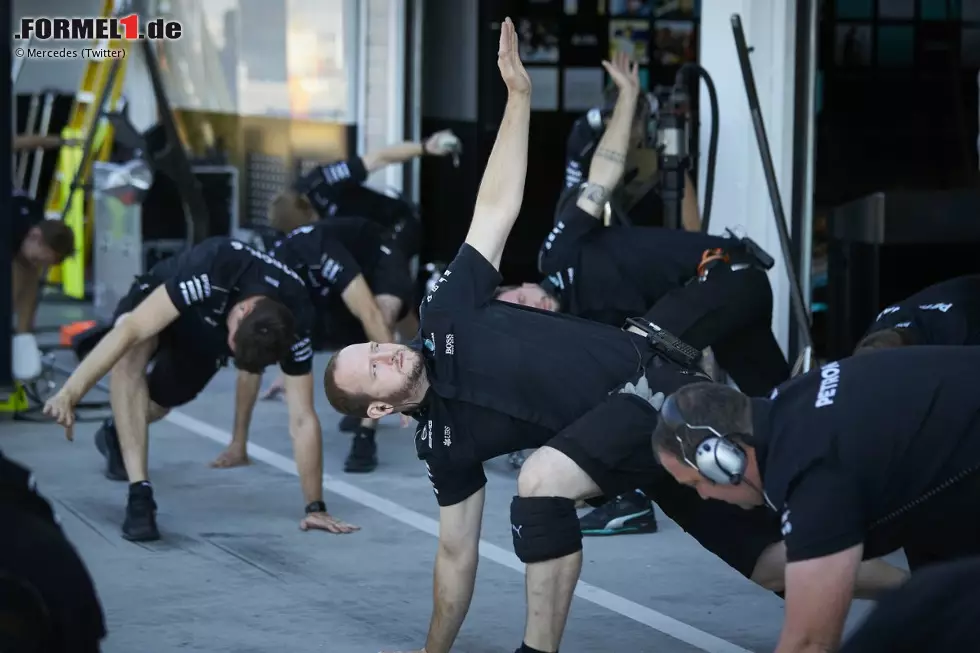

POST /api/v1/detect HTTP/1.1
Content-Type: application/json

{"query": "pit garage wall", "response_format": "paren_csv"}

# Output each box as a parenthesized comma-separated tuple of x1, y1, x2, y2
(698, 1, 804, 356)
(357, 0, 408, 196)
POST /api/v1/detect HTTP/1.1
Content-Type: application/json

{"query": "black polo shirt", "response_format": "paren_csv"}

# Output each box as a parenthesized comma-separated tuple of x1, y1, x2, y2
(273, 218, 387, 308)
(862, 275, 980, 346)
(757, 346, 980, 563)
(537, 204, 728, 326)
(414, 243, 689, 506)
(295, 157, 370, 218)
(153, 237, 315, 376)
(294, 156, 415, 231)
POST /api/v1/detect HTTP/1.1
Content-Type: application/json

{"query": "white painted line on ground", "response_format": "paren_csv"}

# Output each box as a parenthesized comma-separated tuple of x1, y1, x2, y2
(165, 410, 751, 653)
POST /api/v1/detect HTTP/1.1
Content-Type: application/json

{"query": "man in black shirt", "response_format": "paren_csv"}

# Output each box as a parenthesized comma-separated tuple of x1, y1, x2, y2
(211, 217, 415, 474)
(498, 74, 790, 536)
(43, 237, 357, 541)
(266, 131, 461, 256)
(855, 274, 980, 352)
(650, 346, 980, 652)
(322, 35, 894, 653)
(563, 88, 700, 230)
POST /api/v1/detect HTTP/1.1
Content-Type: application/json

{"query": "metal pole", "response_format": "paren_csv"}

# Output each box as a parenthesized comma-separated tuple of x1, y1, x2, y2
(730, 14, 814, 353)
(1, 1, 13, 388)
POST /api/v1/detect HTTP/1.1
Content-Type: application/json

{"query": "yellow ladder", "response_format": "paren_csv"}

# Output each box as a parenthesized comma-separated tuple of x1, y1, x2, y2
(45, 0, 132, 298)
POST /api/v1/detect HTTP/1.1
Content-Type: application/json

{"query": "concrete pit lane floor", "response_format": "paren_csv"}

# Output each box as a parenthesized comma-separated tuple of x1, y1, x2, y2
(1, 311, 897, 652)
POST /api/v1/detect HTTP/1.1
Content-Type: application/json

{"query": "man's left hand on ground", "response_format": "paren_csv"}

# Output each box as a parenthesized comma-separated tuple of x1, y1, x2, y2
(299, 512, 361, 534)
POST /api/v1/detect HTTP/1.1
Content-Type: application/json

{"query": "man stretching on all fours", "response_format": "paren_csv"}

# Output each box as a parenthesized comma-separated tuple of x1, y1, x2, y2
(43, 237, 358, 541)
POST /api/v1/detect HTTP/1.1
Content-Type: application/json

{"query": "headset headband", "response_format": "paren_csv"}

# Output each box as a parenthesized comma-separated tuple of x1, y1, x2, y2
(659, 393, 748, 485)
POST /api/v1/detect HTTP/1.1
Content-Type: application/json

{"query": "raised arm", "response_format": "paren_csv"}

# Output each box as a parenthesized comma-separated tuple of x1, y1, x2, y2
(463, 17, 532, 271)
(576, 52, 640, 219)
(361, 131, 459, 173)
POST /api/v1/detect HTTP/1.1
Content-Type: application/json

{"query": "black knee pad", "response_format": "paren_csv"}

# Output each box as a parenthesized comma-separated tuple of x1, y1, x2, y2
(510, 496, 582, 564)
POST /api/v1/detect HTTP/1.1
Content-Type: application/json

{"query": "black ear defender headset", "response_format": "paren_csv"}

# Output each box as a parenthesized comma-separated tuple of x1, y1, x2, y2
(659, 393, 748, 485)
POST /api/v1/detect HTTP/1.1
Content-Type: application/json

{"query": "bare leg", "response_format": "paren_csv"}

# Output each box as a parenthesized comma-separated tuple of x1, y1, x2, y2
(751, 542, 908, 598)
(260, 373, 286, 401)
(517, 446, 602, 652)
(395, 311, 419, 343)
(376, 292, 417, 343)
(109, 335, 158, 483)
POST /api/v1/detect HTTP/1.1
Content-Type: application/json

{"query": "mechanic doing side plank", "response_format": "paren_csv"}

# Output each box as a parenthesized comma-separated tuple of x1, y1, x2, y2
(321, 22, 903, 653)
(265, 130, 460, 256)
(212, 217, 416, 474)
(43, 237, 358, 542)
(497, 73, 790, 535)
(649, 346, 980, 652)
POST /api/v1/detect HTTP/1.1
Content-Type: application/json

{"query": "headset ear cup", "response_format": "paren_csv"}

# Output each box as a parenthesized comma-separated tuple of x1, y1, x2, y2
(715, 439, 747, 485)
(694, 437, 747, 485)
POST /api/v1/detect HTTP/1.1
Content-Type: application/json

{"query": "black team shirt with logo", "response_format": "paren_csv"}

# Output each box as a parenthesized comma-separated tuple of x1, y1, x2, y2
(756, 346, 980, 563)
(150, 237, 314, 375)
(861, 275, 980, 346)
(412, 243, 699, 506)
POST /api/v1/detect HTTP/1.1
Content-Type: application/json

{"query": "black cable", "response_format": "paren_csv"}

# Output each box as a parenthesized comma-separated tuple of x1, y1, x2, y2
(674, 63, 720, 234)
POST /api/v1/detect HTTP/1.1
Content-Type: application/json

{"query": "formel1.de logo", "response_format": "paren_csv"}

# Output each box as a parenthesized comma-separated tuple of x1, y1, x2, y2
(14, 15, 183, 41)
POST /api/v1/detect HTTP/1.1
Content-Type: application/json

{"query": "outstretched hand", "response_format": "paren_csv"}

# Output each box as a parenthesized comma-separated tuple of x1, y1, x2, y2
(497, 17, 531, 95)
(601, 51, 640, 95)
(423, 129, 461, 156)
(43, 389, 77, 441)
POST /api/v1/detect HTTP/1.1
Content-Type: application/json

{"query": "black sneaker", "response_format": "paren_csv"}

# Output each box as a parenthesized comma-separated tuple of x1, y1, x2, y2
(94, 418, 128, 482)
(580, 490, 658, 537)
(338, 415, 361, 433)
(122, 483, 159, 542)
(343, 428, 378, 473)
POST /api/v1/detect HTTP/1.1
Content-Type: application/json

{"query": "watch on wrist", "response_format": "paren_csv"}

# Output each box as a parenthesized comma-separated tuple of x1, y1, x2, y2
(305, 500, 327, 514)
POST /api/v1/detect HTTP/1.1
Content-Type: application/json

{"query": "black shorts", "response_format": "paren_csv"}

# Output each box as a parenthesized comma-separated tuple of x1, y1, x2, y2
(546, 362, 782, 578)
(370, 240, 415, 318)
(113, 276, 224, 408)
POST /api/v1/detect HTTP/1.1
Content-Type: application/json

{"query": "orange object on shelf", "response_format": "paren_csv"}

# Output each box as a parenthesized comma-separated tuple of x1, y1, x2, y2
(60, 320, 97, 347)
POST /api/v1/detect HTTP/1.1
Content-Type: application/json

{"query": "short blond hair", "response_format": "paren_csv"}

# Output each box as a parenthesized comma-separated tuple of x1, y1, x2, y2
(269, 190, 318, 234)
